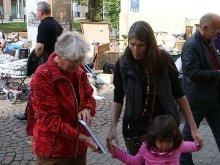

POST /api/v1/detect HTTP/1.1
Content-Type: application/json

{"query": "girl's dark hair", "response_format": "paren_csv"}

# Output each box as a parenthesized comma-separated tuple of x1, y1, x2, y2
(146, 115, 182, 150)
(123, 21, 177, 83)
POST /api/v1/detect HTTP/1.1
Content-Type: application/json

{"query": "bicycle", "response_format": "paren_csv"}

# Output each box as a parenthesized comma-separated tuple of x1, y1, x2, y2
(83, 61, 106, 89)
(110, 34, 128, 56)
(116, 34, 128, 55)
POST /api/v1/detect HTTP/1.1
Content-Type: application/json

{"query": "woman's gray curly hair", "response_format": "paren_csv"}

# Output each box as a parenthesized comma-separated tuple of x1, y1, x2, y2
(55, 31, 91, 61)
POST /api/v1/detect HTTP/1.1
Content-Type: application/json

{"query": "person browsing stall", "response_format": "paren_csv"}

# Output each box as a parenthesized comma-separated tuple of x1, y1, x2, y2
(30, 31, 101, 165)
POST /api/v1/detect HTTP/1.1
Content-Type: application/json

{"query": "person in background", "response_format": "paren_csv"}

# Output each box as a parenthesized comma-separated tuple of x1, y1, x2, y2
(106, 20, 203, 157)
(214, 33, 220, 55)
(35, 1, 63, 57)
(30, 31, 101, 165)
(180, 13, 220, 165)
(0, 31, 5, 49)
(14, 1, 63, 120)
(175, 56, 182, 85)
(110, 115, 199, 165)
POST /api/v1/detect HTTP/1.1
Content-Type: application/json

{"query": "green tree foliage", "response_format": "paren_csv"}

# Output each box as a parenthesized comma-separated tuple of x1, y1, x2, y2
(73, 0, 120, 28)
(74, 0, 87, 6)
(104, 0, 120, 29)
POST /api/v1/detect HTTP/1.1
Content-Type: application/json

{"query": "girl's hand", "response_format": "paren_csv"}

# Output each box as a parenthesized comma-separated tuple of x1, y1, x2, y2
(109, 144, 115, 154)
(78, 108, 92, 126)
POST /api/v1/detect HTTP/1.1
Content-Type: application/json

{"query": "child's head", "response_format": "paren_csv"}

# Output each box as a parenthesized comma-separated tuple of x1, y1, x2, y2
(146, 115, 182, 151)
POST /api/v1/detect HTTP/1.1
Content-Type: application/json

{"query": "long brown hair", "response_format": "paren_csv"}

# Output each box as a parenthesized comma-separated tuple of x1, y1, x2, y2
(124, 21, 167, 83)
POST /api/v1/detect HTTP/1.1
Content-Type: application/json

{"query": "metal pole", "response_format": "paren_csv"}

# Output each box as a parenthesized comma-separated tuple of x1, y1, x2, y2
(83, 61, 106, 85)
(17, 0, 20, 18)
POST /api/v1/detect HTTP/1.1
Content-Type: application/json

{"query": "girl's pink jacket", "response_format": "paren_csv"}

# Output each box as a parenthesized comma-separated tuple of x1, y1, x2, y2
(30, 53, 96, 157)
(112, 141, 199, 165)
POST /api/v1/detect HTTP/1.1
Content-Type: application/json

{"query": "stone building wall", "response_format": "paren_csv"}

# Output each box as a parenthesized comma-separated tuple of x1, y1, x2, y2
(119, 0, 220, 42)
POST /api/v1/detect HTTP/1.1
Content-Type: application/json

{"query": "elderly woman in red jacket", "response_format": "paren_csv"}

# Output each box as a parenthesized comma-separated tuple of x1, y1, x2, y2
(30, 31, 101, 165)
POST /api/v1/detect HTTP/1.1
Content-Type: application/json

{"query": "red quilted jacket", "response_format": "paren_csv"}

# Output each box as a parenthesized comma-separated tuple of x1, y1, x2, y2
(30, 53, 96, 157)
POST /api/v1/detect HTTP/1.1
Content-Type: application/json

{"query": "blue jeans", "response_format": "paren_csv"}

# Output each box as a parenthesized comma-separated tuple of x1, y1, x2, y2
(180, 103, 220, 164)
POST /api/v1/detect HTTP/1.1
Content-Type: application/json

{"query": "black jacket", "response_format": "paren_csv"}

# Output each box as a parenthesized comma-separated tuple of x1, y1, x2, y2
(118, 50, 181, 125)
(182, 30, 220, 107)
(27, 49, 49, 76)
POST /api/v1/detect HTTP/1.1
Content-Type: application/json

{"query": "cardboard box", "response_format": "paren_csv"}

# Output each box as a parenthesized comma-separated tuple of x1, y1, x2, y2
(81, 22, 111, 69)
(81, 22, 110, 43)
(81, 22, 110, 54)
(94, 43, 110, 54)
(97, 73, 113, 84)
(18, 32, 28, 38)
(7, 32, 19, 41)
(176, 40, 185, 51)
(23, 41, 32, 48)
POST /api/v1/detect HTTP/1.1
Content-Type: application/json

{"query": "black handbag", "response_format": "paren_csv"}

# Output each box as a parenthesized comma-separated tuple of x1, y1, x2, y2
(124, 82, 157, 155)
(123, 120, 150, 155)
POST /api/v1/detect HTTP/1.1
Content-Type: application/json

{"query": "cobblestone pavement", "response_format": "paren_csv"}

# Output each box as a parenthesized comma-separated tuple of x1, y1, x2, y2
(0, 78, 220, 165)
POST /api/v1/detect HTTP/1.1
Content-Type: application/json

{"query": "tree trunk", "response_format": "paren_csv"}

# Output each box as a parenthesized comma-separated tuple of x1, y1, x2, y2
(88, 0, 101, 22)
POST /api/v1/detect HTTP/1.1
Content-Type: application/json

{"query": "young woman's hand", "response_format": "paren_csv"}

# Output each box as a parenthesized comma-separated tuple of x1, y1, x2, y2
(78, 133, 102, 154)
(106, 127, 119, 154)
(191, 129, 203, 150)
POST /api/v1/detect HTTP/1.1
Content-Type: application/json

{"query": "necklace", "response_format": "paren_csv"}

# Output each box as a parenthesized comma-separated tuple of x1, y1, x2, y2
(142, 69, 150, 116)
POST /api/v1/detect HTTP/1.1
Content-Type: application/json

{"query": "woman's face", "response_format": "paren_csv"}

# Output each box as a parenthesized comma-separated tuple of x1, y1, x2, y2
(57, 56, 84, 73)
(129, 37, 148, 60)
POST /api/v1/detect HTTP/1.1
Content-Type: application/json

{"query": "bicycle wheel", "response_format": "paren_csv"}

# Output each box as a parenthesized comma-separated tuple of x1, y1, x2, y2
(6, 90, 17, 104)
(103, 62, 115, 74)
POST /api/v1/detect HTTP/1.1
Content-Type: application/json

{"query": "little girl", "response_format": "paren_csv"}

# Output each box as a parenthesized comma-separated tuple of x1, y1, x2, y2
(110, 115, 199, 165)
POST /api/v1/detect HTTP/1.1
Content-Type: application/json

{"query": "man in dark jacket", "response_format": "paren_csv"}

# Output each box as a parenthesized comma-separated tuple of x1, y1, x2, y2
(14, 1, 63, 120)
(180, 13, 220, 165)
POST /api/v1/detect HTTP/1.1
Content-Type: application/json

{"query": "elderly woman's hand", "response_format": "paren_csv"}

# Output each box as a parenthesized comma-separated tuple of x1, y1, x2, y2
(78, 133, 102, 154)
(78, 108, 92, 126)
